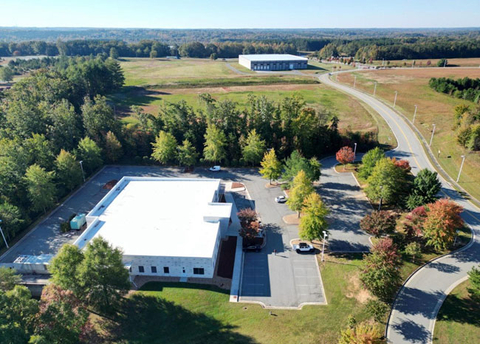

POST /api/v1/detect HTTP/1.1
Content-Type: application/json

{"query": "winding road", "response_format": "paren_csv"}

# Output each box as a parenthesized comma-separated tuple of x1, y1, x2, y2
(318, 73, 480, 344)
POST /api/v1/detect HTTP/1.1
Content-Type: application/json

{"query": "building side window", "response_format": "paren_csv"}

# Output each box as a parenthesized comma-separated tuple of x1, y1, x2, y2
(164, 267, 169, 274)
(193, 268, 205, 275)
(151, 266, 157, 273)
(139, 266, 144, 273)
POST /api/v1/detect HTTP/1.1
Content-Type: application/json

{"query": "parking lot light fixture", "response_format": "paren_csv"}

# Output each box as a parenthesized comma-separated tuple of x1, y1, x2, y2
(0, 220, 9, 249)
(393, 91, 398, 107)
(456, 155, 466, 183)
(321, 231, 328, 262)
(79, 160, 85, 182)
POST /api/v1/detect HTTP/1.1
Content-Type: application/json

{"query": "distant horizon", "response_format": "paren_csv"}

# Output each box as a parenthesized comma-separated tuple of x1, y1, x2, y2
(1, 0, 478, 29)
(1, 26, 480, 30)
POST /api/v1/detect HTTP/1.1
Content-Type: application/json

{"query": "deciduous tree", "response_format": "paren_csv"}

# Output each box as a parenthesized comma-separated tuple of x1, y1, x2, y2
(365, 158, 408, 207)
(360, 211, 396, 238)
(203, 124, 227, 163)
(237, 208, 260, 239)
(282, 150, 321, 184)
(151, 130, 177, 164)
(49, 244, 84, 296)
(24, 164, 56, 213)
(55, 150, 83, 193)
(423, 198, 464, 251)
(104, 131, 123, 163)
(76, 137, 103, 175)
(358, 147, 385, 179)
(81, 96, 117, 143)
(0, 267, 21, 291)
(468, 265, 480, 302)
(299, 192, 329, 241)
(0, 202, 24, 242)
(177, 139, 198, 167)
(336, 146, 355, 169)
(242, 129, 266, 166)
(287, 170, 314, 218)
(259, 149, 282, 184)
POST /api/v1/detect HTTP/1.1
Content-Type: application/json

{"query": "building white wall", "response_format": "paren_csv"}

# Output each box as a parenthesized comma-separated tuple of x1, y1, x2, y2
(238, 55, 251, 70)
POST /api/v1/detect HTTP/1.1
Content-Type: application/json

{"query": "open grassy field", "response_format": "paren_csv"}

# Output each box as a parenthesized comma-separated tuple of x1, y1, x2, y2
(113, 84, 396, 148)
(433, 280, 480, 344)
(109, 253, 372, 344)
(119, 57, 318, 88)
(372, 58, 480, 68)
(337, 68, 480, 202)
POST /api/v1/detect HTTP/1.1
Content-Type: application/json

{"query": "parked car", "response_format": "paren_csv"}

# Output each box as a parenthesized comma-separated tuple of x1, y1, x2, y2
(275, 195, 287, 203)
(243, 244, 261, 252)
(209, 165, 221, 172)
(292, 242, 315, 253)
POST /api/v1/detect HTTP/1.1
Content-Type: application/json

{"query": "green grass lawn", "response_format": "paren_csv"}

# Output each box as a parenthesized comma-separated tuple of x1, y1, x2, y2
(105, 254, 370, 344)
(433, 280, 480, 344)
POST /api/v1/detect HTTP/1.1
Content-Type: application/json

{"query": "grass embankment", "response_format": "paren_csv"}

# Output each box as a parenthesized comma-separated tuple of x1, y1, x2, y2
(337, 68, 480, 202)
(102, 254, 370, 344)
(372, 58, 480, 68)
(433, 280, 480, 344)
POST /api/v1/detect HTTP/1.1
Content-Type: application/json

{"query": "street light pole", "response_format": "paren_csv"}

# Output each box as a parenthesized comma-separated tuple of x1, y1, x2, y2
(378, 185, 384, 211)
(353, 75, 356, 88)
(456, 155, 466, 183)
(79, 161, 85, 183)
(413, 105, 418, 124)
(321, 231, 328, 262)
(0, 220, 9, 249)
(429, 124, 436, 146)
(354, 143, 357, 158)
(373, 82, 377, 96)
(393, 91, 398, 108)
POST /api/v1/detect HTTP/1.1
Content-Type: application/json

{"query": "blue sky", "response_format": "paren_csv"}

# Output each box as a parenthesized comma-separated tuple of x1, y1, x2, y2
(1, 0, 478, 28)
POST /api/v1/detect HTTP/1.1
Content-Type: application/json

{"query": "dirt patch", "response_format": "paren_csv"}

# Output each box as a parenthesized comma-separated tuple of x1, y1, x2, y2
(265, 182, 280, 188)
(150, 83, 321, 95)
(345, 271, 371, 304)
(103, 180, 118, 190)
(283, 213, 300, 225)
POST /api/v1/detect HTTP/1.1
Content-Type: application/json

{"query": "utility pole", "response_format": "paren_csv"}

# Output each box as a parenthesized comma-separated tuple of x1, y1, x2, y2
(393, 91, 398, 108)
(0, 220, 9, 249)
(373, 82, 377, 96)
(429, 124, 436, 146)
(456, 155, 466, 182)
(413, 105, 418, 124)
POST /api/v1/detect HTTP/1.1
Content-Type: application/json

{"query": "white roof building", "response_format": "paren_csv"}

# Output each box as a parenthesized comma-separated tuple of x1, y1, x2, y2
(239, 54, 308, 71)
(74, 177, 232, 279)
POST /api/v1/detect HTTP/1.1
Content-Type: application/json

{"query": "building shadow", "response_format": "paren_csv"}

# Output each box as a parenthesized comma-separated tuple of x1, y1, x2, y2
(107, 293, 257, 344)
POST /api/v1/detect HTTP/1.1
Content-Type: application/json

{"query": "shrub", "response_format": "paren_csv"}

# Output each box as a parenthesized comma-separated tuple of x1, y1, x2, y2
(468, 265, 480, 302)
(403, 206, 427, 240)
(365, 299, 389, 323)
(339, 321, 386, 344)
(405, 242, 422, 262)
(360, 211, 396, 238)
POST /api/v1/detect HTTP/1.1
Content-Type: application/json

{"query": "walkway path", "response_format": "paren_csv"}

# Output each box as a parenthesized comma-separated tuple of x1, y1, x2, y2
(319, 73, 480, 344)
(319, 157, 371, 252)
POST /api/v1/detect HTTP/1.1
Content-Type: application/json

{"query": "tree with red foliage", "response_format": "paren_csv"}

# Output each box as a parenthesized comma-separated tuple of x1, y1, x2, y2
(403, 206, 427, 240)
(360, 210, 397, 238)
(336, 146, 355, 170)
(392, 158, 411, 172)
(371, 237, 402, 268)
(237, 208, 260, 239)
(423, 198, 464, 251)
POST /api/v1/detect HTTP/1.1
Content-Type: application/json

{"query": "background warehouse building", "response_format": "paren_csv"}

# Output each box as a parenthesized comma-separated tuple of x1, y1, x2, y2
(73, 177, 232, 279)
(239, 54, 308, 71)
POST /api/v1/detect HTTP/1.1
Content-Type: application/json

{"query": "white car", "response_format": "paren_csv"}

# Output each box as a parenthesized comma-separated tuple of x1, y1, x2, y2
(292, 242, 315, 253)
(209, 166, 221, 172)
(275, 196, 287, 203)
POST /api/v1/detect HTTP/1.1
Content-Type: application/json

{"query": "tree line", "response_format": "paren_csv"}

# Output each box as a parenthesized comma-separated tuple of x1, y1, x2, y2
(0, 56, 124, 248)
(429, 77, 480, 103)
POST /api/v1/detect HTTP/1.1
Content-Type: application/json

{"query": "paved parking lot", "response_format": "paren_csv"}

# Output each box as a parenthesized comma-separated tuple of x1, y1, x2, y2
(1, 165, 326, 308)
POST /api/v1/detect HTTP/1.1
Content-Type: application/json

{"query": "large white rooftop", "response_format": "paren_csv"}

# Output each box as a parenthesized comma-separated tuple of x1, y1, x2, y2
(74, 177, 231, 259)
(239, 54, 308, 61)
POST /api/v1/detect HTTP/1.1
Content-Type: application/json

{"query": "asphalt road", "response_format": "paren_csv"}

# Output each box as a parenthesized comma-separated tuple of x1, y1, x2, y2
(319, 73, 480, 344)
(319, 157, 371, 252)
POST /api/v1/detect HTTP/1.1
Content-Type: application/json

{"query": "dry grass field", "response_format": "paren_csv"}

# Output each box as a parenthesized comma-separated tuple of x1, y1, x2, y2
(337, 68, 480, 201)
(372, 58, 480, 68)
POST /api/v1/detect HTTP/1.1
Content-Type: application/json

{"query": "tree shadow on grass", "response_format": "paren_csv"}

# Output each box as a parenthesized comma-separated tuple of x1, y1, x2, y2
(140, 282, 230, 295)
(108, 293, 257, 344)
(437, 294, 480, 327)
